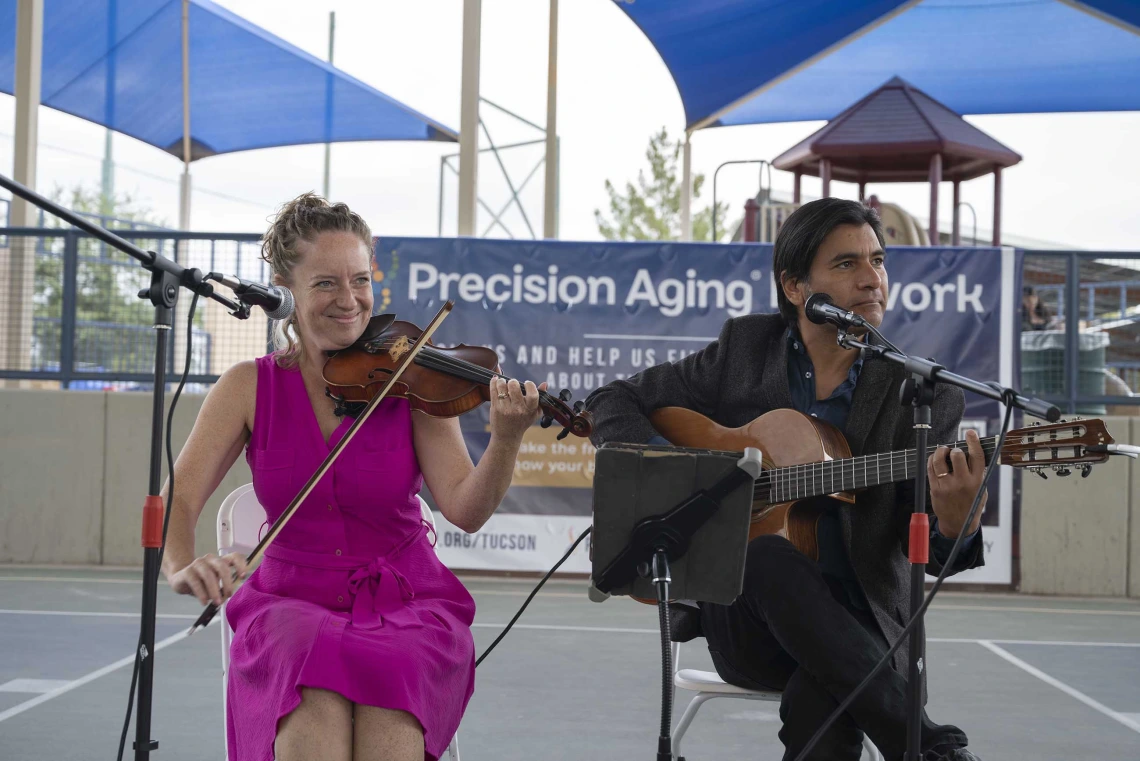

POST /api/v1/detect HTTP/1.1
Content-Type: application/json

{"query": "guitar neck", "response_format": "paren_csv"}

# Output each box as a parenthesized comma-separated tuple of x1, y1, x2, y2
(755, 435, 1000, 503)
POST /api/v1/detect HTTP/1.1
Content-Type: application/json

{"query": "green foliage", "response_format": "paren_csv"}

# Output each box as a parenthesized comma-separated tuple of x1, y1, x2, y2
(594, 127, 735, 242)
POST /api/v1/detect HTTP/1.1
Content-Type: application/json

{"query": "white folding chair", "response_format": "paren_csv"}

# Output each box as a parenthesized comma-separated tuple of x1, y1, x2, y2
(217, 485, 460, 761)
(670, 640, 882, 761)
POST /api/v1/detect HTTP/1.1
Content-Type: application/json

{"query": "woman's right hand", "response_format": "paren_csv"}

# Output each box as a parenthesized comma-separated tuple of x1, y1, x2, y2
(168, 552, 248, 606)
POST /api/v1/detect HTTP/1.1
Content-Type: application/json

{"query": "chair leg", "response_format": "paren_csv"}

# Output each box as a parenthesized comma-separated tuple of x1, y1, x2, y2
(671, 693, 714, 760)
(861, 734, 882, 761)
(448, 733, 460, 761)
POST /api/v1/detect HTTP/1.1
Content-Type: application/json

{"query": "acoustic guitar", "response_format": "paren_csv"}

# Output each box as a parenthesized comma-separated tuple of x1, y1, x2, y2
(648, 407, 1115, 560)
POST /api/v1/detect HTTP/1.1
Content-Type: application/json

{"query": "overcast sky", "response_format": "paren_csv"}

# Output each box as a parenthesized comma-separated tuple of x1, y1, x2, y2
(3, 0, 1139, 250)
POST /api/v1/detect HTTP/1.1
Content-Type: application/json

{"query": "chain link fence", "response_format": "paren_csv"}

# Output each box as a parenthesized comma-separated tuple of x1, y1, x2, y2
(0, 227, 270, 391)
(1021, 251, 1140, 415)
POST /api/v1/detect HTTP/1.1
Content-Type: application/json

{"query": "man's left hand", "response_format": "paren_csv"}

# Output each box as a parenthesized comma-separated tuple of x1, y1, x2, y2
(928, 429, 987, 539)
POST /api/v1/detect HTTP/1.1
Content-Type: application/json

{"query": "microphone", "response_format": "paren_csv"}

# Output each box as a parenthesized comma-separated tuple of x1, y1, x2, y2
(212, 274, 294, 320)
(805, 293, 866, 329)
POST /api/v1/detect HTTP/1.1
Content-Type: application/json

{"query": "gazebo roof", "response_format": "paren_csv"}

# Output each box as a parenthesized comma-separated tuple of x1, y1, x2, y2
(771, 77, 1022, 183)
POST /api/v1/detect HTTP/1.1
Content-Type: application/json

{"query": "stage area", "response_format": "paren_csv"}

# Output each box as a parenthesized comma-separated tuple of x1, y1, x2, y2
(1, 567, 1138, 760)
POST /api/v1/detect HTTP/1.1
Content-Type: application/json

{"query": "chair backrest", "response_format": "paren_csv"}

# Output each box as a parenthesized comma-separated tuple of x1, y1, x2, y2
(217, 484, 266, 556)
(217, 484, 438, 557)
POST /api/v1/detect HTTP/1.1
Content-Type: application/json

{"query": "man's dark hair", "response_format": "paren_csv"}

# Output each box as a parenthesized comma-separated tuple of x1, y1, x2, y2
(772, 197, 885, 325)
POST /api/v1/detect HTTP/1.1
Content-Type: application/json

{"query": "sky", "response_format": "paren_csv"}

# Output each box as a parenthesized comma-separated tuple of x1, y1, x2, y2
(3, 0, 1140, 250)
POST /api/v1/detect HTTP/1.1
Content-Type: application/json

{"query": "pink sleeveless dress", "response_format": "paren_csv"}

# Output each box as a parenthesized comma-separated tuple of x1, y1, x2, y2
(224, 354, 476, 761)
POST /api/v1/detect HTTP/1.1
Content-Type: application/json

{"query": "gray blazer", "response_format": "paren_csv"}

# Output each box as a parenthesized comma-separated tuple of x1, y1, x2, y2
(583, 313, 985, 680)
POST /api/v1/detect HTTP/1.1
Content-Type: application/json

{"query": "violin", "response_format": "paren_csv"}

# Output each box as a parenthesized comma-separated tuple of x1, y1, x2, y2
(322, 313, 594, 440)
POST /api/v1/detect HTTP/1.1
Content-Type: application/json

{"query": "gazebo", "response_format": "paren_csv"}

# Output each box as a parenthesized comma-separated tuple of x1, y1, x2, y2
(772, 77, 1022, 246)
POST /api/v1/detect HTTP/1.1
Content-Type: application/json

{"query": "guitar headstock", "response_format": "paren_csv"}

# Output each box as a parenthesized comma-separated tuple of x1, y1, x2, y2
(1001, 417, 1115, 479)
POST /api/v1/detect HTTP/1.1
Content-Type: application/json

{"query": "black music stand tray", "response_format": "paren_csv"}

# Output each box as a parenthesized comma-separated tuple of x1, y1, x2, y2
(590, 442, 760, 761)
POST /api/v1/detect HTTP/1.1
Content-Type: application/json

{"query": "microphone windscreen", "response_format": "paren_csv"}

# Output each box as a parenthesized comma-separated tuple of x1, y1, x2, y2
(804, 292, 834, 325)
(265, 287, 295, 321)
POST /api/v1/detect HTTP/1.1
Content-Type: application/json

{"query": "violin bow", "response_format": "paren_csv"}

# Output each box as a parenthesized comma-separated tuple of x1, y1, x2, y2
(188, 300, 455, 634)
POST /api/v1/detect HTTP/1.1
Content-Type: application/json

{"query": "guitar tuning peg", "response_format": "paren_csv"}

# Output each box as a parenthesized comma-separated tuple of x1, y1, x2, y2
(573, 400, 585, 414)
(1032, 468, 1047, 480)
(1055, 466, 1072, 477)
(559, 388, 573, 402)
(539, 415, 553, 429)
(1080, 464, 1093, 478)
(556, 427, 571, 441)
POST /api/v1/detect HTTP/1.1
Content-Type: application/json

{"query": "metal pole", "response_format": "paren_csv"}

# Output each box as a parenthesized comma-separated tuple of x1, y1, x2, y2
(951, 180, 961, 246)
(323, 11, 335, 199)
(180, 0, 191, 230)
(680, 133, 692, 241)
(992, 166, 1003, 246)
(457, 0, 482, 236)
(712, 159, 768, 243)
(543, 0, 558, 239)
(820, 159, 831, 198)
(928, 153, 942, 245)
(4, 0, 42, 384)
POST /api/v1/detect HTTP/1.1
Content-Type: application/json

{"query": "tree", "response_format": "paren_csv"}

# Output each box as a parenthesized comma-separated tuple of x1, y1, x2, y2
(595, 127, 734, 242)
(30, 185, 176, 372)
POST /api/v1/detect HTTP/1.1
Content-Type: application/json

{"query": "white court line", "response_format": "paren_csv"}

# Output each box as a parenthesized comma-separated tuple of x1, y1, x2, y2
(0, 608, 196, 619)
(0, 576, 139, 584)
(977, 640, 1140, 736)
(0, 620, 214, 724)
(931, 604, 1140, 617)
(473, 622, 661, 635)
(2, 610, 1140, 647)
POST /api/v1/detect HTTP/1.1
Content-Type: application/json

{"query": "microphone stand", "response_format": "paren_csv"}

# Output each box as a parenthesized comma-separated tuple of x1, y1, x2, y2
(833, 323, 1058, 761)
(0, 172, 248, 761)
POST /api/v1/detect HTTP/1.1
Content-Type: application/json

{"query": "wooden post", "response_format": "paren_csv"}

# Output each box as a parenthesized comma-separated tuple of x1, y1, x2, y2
(820, 160, 831, 199)
(793, 170, 802, 204)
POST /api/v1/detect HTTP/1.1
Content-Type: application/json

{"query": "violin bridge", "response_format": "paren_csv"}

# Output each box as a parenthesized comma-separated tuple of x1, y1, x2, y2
(388, 335, 411, 362)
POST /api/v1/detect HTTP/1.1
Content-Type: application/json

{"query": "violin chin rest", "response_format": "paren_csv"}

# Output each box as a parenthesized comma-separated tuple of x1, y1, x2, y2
(359, 313, 397, 342)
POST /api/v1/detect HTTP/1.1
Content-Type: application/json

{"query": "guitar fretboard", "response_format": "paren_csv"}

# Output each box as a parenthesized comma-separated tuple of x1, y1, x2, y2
(755, 436, 999, 503)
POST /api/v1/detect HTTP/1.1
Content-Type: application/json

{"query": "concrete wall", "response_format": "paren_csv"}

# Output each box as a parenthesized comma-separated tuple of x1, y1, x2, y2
(0, 389, 250, 566)
(2, 392, 1138, 598)
(1019, 416, 1136, 597)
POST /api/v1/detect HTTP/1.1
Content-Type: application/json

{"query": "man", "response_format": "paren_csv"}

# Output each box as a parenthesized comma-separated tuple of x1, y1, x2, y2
(584, 198, 986, 761)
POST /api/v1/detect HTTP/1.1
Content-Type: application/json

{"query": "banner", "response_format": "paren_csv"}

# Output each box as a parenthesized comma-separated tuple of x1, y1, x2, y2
(373, 238, 1020, 584)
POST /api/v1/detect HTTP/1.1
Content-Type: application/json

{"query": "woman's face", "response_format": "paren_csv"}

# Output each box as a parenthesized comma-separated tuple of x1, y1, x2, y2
(283, 230, 374, 355)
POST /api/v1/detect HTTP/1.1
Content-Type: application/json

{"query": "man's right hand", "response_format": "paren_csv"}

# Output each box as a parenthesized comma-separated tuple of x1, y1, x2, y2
(168, 552, 248, 606)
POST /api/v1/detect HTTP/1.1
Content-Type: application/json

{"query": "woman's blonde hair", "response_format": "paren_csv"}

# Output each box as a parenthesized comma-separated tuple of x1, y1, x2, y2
(260, 192, 373, 368)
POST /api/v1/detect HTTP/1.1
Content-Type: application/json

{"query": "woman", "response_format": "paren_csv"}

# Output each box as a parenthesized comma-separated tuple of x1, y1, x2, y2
(161, 193, 542, 761)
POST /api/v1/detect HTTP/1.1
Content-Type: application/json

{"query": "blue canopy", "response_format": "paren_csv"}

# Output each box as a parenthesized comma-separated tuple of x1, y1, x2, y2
(0, 0, 456, 161)
(616, 0, 1140, 131)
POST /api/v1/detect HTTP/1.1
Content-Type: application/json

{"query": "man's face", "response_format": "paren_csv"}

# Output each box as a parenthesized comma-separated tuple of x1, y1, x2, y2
(782, 222, 888, 329)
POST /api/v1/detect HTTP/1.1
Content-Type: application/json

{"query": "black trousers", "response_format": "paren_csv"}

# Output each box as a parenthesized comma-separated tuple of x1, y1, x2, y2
(698, 535, 967, 761)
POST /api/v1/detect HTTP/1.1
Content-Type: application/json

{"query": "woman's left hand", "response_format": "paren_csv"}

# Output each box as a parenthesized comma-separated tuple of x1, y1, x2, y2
(488, 377, 545, 443)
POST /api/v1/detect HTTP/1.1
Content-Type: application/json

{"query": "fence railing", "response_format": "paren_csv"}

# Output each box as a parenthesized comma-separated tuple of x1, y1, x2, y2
(2, 229, 1138, 412)
(0, 228, 269, 390)
(1021, 251, 1140, 414)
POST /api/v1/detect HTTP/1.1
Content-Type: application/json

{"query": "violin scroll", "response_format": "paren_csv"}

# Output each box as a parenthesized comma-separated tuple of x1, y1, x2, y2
(537, 387, 594, 441)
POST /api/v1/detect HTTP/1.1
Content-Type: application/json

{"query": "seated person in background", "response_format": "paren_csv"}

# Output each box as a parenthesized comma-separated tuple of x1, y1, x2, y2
(1022, 286, 1053, 331)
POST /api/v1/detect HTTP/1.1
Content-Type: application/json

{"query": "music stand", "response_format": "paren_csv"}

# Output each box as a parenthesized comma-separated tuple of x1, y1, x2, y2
(590, 442, 759, 761)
